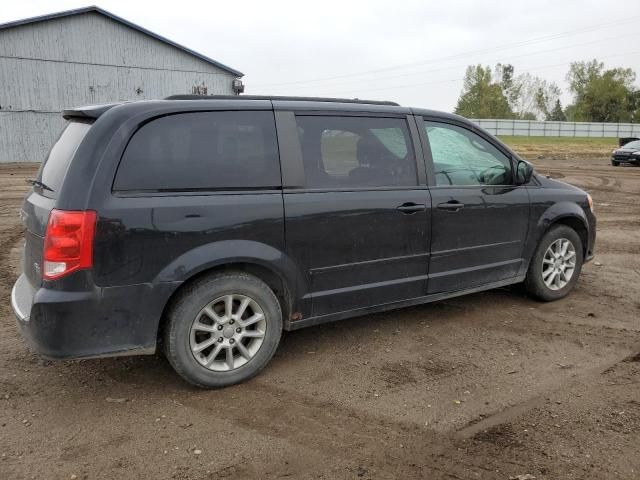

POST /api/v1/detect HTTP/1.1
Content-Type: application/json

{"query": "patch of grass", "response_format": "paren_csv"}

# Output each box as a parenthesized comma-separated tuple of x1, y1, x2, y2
(497, 135, 617, 146)
(497, 135, 617, 160)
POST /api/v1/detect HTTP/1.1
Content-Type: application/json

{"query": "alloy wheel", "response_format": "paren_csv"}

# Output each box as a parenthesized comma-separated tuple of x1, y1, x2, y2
(542, 238, 576, 291)
(189, 294, 267, 371)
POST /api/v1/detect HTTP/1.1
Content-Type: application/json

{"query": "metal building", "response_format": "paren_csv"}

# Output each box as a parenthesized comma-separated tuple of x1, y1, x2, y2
(0, 6, 244, 163)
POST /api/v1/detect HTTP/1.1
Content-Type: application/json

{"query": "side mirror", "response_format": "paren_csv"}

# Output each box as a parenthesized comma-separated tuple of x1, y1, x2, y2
(516, 160, 534, 185)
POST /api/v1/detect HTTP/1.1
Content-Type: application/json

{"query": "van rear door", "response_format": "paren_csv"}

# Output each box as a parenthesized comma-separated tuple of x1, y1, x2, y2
(280, 111, 432, 317)
(21, 120, 93, 287)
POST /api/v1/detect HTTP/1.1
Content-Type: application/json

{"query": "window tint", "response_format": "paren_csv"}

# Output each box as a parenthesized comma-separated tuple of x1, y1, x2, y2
(296, 116, 417, 188)
(424, 121, 512, 186)
(39, 120, 93, 197)
(114, 111, 280, 191)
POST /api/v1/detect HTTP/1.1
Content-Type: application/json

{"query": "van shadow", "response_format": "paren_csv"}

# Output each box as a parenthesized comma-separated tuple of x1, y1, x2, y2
(44, 285, 530, 394)
(276, 285, 530, 357)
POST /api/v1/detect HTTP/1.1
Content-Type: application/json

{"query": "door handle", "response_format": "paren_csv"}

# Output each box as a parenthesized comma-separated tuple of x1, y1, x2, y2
(397, 202, 426, 214)
(437, 201, 465, 212)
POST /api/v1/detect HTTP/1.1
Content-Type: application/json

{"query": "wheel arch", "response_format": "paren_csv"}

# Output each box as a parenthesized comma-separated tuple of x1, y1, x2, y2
(546, 215, 588, 256)
(152, 240, 307, 345)
(156, 261, 295, 347)
(521, 201, 590, 276)
(534, 201, 590, 258)
(524, 209, 589, 301)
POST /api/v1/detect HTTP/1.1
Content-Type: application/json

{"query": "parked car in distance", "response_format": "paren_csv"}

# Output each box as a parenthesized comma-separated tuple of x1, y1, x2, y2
(611, 139, 640, 166)
(11, 95, 596, 388)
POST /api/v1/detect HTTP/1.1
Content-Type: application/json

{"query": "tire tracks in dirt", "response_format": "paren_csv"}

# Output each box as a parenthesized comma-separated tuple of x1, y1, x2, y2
(456, 347, 640, 440)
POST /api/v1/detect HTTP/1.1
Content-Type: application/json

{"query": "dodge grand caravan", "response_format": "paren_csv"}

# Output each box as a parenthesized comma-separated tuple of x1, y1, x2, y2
(11, 95, 596, 388)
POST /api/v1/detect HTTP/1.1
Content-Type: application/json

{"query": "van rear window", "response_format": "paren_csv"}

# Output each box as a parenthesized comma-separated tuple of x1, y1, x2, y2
(38, 120, 93, 197)
(113, 111, 281, 192)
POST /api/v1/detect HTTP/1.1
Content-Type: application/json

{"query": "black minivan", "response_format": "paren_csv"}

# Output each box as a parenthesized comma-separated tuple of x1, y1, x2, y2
(12, 96, 596, 388)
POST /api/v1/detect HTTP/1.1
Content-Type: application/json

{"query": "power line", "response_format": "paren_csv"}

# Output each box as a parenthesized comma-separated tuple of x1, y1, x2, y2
(252, 15, 640, 88)
(269, 31, 640, 92)
(314, 50, 640, 97)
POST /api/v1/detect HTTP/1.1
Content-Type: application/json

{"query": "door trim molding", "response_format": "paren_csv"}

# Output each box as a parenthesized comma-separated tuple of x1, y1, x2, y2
(303, 273, 430, 300)
(427, 258, 522, 278)
(432, 240, 521, 256)
(309, 252, 430, 275)
(286, 275, 526, 330)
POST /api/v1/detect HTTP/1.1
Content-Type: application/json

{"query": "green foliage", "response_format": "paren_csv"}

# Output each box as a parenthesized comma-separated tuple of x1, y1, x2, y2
(455, 64, 561, 120)
(519, 112, 538, 120)
(626, 89, 640, 122)
(534, 83, 562, 120)
(454, 59, 638, 122)
(497, 64, 561, 120)
(547, 100, 567, 121)
(454, 65, 513, 119)
(565, 60, 637, 122)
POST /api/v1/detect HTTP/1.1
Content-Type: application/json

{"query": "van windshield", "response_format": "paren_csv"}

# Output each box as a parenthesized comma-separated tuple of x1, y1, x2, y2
(38, 120, 92, 197)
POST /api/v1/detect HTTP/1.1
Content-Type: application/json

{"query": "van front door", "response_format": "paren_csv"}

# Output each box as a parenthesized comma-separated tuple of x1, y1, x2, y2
(419, 118, 530, 293)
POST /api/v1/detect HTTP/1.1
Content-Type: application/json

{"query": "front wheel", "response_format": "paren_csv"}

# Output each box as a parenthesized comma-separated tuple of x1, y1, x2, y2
(524, 225, 584, 301)
(611, 160, 620, 166)
(164, 272, 283, 388)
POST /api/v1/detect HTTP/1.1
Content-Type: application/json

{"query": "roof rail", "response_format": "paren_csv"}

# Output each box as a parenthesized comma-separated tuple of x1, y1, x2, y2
(164, 94, 400, 106)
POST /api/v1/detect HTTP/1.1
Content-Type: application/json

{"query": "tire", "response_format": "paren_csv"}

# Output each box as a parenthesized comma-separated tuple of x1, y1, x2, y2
(164, 271, 283, 388)
(611, 160, 620, 166)
(524, 225, 584, 302)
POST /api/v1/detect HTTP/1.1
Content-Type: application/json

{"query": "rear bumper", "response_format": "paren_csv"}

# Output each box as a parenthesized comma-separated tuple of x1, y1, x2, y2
(11, 273, 34, 322)
(11, 273, 178, 359)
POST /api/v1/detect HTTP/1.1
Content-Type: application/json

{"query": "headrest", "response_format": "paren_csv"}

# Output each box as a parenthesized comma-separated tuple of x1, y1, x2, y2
(357, 135, 384, 166)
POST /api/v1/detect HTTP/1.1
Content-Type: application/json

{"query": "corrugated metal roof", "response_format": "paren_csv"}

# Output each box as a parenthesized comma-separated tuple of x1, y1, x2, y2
(0, 5, 243, 77)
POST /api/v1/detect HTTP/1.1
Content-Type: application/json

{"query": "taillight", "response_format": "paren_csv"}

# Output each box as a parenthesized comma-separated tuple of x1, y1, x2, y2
(43, 209, 97, 280)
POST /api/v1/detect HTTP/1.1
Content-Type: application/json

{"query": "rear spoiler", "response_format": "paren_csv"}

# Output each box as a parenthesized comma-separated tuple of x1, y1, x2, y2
(62, 103, 121, 120)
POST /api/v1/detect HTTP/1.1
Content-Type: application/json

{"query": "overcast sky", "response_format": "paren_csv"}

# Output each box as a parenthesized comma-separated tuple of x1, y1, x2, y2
(2, 0, 640, 111)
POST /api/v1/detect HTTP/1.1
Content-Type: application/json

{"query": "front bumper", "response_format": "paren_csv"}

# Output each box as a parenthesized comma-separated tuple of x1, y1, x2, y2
(612, 155, 640, 164)
(585, 208, 596, 263)
(11, 273, 177, 359)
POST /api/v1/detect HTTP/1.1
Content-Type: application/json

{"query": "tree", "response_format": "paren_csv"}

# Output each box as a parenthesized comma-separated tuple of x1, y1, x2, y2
(497, 64, 561, 120)
(565, 60, 636, 122)
(534, 83, 562, 120)
(626, 88, 640, 122)
(547, 99, 567, 121)
(454, 65, 513, 118)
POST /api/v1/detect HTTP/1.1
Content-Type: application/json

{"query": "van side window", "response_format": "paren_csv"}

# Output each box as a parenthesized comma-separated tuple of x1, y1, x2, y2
(295, 116, 417, 188)
(114, 111, 280, 191)
(423, 121, 512, 186)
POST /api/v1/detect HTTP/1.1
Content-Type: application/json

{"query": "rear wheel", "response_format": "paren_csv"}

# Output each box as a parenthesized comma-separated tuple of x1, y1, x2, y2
(524, 225, 584, 301)
(164, 272, 282, 388)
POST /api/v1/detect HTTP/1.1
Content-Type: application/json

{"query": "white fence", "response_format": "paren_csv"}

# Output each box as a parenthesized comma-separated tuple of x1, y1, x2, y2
(470, 119, 640, 138)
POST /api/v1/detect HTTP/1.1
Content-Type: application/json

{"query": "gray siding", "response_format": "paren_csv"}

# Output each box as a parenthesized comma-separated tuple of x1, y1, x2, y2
(0, 112, 65, 163)
(0, 11, 238, 162)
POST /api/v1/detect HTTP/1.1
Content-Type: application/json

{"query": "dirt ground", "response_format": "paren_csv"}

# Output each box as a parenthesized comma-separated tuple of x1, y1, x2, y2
(0, 154, 639, 480)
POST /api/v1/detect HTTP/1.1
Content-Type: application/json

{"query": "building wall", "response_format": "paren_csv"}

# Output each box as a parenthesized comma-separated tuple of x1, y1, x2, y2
(0, 11, 238, 162)
(471, 119, 640, 138)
